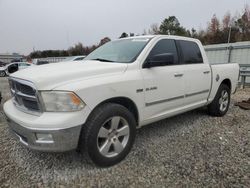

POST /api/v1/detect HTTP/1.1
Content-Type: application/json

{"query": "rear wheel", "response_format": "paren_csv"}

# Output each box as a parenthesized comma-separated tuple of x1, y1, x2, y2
(79, 103, 136, 167)
(208, 84, 230, 117)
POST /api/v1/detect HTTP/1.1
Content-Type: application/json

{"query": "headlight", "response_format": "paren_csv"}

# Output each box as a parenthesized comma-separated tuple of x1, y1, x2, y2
(41, 91, 85, 112)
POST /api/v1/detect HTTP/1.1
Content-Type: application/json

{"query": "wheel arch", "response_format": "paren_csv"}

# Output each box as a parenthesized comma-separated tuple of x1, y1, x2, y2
(221, 78, 232, 91)
(91, 97, 139, 126)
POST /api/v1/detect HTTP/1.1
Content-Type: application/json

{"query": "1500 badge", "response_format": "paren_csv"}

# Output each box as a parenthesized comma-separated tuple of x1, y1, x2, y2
(136, 87, 157, 93)
(146, 86, 157, 91)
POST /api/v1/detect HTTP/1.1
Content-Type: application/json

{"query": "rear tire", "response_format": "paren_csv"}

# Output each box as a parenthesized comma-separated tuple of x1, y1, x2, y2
(79, 103, 136, 167)
(208, 84, 230, 117)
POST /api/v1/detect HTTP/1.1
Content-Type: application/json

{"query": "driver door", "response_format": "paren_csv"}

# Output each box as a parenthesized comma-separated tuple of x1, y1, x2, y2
(141, 39, 185, 121)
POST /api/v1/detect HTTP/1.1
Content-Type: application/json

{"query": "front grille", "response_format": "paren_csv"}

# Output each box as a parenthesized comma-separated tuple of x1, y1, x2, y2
(9, 78, 42, 115)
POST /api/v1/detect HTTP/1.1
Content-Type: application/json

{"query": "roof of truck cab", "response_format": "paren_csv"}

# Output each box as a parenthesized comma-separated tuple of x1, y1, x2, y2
(117, 35, 200, 43)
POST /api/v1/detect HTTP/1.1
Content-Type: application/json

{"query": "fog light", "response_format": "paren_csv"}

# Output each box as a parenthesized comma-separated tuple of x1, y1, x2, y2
(35, 133, 54, 143)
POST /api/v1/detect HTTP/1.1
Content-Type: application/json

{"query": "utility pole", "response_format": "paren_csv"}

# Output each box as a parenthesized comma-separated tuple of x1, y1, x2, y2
(227, 26, 232, 63)
(227, 26, 232, 44)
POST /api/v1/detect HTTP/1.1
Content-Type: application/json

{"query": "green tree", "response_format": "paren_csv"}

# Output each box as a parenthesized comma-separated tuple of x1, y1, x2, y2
(159, 16, 188, 36)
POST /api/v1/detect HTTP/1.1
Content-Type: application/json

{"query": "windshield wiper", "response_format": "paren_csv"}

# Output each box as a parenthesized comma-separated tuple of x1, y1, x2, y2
(89, 58, 114, 62)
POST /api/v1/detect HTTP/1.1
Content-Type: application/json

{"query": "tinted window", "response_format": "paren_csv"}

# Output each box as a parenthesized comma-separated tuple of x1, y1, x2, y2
(179, 40, 203, 64)
(148, 39, 178, 65)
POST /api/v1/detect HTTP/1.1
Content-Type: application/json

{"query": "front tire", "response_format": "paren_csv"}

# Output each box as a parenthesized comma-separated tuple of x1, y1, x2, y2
(0, 71, 6, 77)
(79, 103, 136, 167)
(208, 84, 230, 117)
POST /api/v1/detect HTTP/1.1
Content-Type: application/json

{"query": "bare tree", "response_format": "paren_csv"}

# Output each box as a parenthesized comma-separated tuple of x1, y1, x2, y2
(148, 23, 160, 34)
(208, 14, 220, 33)
(222, 12, 232, 29)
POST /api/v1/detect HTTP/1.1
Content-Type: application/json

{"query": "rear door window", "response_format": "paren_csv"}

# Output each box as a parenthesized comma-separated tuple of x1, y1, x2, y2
(178, 40, 203, 64)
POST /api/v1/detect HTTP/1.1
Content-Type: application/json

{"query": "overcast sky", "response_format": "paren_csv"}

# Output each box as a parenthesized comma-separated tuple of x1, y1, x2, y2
(0, 0, 248, 55)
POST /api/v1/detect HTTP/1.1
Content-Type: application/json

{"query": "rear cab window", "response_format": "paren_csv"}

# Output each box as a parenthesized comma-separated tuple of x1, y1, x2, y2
(178, 40, 203, 64)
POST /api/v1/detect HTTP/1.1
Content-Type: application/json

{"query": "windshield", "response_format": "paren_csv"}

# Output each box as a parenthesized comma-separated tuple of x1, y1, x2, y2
(84, 38, 151, 63)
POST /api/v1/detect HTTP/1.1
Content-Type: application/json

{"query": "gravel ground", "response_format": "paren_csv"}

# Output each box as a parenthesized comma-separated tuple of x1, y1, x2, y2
(0, 77, 250, 187)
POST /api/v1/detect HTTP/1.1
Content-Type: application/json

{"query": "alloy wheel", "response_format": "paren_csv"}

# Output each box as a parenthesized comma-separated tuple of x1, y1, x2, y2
(97, 116, 130, 158)
(219, 90, 229, 112)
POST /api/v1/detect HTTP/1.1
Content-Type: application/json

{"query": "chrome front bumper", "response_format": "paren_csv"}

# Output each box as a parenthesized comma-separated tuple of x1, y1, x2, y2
(5, 114, 82, 152)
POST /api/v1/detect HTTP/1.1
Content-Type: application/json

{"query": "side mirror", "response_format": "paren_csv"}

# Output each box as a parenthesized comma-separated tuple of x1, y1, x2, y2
(144, 53, 175, 68)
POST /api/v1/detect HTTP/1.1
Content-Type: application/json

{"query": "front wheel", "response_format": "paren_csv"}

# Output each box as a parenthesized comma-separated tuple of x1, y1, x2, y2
(0, 71, 6, 77)
(79, 103, 136, 167)
(208, 84, 230, 117)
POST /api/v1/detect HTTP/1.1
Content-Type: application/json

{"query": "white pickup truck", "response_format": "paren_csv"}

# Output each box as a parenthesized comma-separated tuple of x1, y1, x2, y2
(4, 35, 239, 167)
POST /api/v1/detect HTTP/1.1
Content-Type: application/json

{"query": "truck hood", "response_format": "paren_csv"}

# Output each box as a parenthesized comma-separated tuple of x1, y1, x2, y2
(11, 61, 128, 90)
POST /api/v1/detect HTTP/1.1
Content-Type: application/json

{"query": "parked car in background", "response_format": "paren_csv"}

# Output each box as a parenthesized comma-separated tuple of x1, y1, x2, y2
(32, 59, 50, 65)
(11, 58, 24, 63)
(0, 61, 8, 67)
(35, 61, 49, 65)
(62, 56, 86, 62)
(0, 62, 33, 77)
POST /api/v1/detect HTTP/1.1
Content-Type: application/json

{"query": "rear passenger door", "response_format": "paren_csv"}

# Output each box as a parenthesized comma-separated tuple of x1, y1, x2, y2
(177, 40, 211, 106)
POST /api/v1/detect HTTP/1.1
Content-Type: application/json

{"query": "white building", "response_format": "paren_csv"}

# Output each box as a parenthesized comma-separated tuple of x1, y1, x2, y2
(0, 53, 24, 63)
(204, 41, 250, 65)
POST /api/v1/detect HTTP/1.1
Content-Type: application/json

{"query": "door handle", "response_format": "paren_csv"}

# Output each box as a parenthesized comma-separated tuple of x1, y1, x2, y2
(203, 71, 210, 74)
(174, 73, 183, 77)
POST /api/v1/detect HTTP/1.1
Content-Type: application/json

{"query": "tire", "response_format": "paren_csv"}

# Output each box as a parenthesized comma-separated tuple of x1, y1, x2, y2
(208, 84, 230, 117)
(79, 103, 136, 167)
(0, 71, 6, 77)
